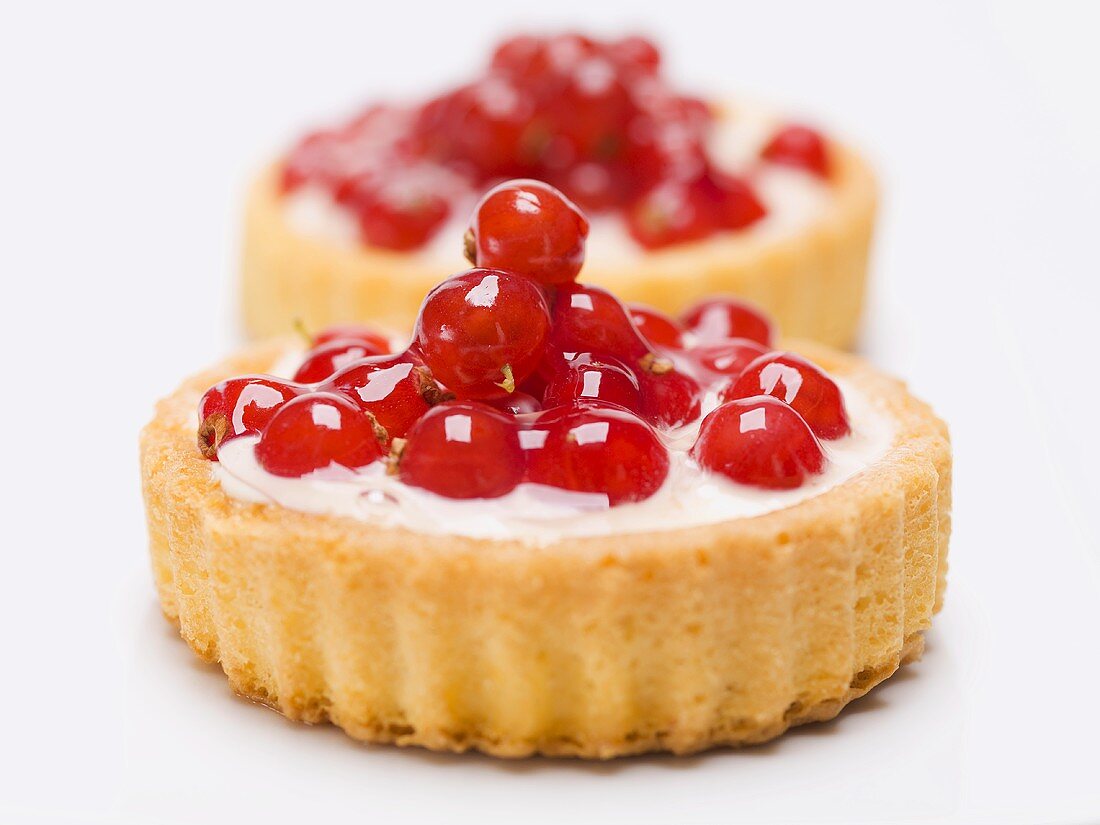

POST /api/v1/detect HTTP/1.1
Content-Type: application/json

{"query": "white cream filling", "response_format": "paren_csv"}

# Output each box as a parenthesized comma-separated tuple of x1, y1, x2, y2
(282, 106, 831, 266)
(210, 359, 893, 544)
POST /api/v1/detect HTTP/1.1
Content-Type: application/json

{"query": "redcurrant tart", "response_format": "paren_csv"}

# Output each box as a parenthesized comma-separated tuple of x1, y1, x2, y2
(761, 124, 830, 178)
(691, 396, 825, 490)
(414, 269, 551, 399)
(255, 393, 386, 478)
(293, 338, 390, 384)
(325, 354, 447, 439)
(198, 376, 302, 459)
(721, 352, 850, 439)
(397, 401, 525, 499)
(465, 180, 590, 286)
(681, 297, 775, 347)
(525, 403, 669, 505)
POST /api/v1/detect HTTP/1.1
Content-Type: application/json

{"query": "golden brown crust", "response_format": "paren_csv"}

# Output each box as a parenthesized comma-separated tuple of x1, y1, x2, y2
(240, 141, 877, 348)
(140, 340, 949, 758)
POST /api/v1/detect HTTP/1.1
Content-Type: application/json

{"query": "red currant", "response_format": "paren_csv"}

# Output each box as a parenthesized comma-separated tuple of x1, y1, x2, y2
(550, 283, 653, 364)
(691, 396, 825, 489)
(542, 353, 643, 414)
(465, 180, 589, 286)
(688, 338, 770, 380)
(414, 268, 551, 399)
(721, 352, 850, 439)
(485, 391, 543, 416)
(638, 366, 702, 429)
(397, 401, 525, 499)
(608, 36, 661, 74)
(255, 393, 386, 478)
(325, 353, 447, 439)
(681, 297, 774, 346)
(198, 376, 302, 459)
(525, 403, 669, 505)
(312, 325, 391, 352)
(629, 303, 685, 349)
(339, 172, 451, 251)
(293, 338, 390, 384)
(761, 124, 830, 178)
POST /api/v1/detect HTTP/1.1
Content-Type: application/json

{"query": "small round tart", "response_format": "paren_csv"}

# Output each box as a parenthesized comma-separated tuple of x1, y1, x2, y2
(140, 340, 949, 759)
(240, 34, 876, 348)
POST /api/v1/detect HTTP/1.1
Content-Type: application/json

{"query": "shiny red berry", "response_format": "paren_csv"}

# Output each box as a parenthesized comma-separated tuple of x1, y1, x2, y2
(542, 353, 643, 414)
(691, 396, 825, 489)
(340, 173, 451, 251)
(293, 338, 391, 384)
(525, 403, 669, 505)
(608, 36, 661, 74)
(414, 268, 551, 399)
(688, 338, 770, 380)
(255, 393, 386, 478)
(198, 376, 302, 459)
(485, 391, 543, 416)
(681, 297, 774, 346)
(761, 125, 830, 178)
(397, 401, 525, 499)
(721, 352, 850, 439)
(637, 366, 702, 429)
(629, 303, 685, 349)
(550, 283, 653, 363)
(465, 180, 590, 286)
(312, 325, 391, 352)
(325, 353, 447, 439)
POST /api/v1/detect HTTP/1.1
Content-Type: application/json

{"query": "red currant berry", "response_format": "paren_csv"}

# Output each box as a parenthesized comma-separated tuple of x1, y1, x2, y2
(465, 180, 590, 286)
(681, 297, 774, 346)
(325, 353, 448, 439)
(761, 125, 830, 178)
(340, 173, 451, 251)
(312, 325, 391, 352)
(625, 178, 713, 248)
(397, 401, 525, 499)
(485, 391, 543, 416)
(542, 353, 643, 414)
(198, 376, 302, 459)
(721, 352, 850, 439)
(255, 393, 386, 478)
(293, 338, 390, 384)
(704, 171, 767, 230)
(414, 268, 551, 399)
(608, 36, 661, 74)
(637, 366, 702, 429)
(688, 338, 770, 380)
(525, 403, 669, 505)
(550, 283, 653, 364)
(691, 396, 825, 489)
(629, 303, 685, 349)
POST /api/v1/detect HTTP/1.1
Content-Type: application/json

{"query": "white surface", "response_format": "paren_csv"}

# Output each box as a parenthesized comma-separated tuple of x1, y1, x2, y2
(2, 1, 1099, 823)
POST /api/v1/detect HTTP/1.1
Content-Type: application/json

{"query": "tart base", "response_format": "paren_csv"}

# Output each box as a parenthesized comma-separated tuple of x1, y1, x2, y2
(141, 341, 949, 758)
(240, 143, 877, 348)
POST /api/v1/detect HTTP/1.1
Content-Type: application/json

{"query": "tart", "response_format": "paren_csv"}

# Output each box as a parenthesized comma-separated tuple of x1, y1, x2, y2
(145, 181, 948, 758)
(241, 33, 876, 348)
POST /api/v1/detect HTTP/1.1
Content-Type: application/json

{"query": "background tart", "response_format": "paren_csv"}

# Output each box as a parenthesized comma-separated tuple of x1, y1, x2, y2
(241, 137, 875, 349)
(140, 339, 949, 758)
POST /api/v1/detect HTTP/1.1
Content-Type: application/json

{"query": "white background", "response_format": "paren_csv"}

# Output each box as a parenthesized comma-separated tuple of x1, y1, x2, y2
(2, 1, 1099, 823)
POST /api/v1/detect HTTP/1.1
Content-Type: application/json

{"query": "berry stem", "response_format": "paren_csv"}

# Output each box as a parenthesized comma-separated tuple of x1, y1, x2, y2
(496, 363, 516, 394)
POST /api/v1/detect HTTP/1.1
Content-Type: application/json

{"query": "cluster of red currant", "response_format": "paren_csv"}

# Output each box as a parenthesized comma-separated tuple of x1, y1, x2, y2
(282, 33, 829, 252)
(200, 180, 851, 501)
